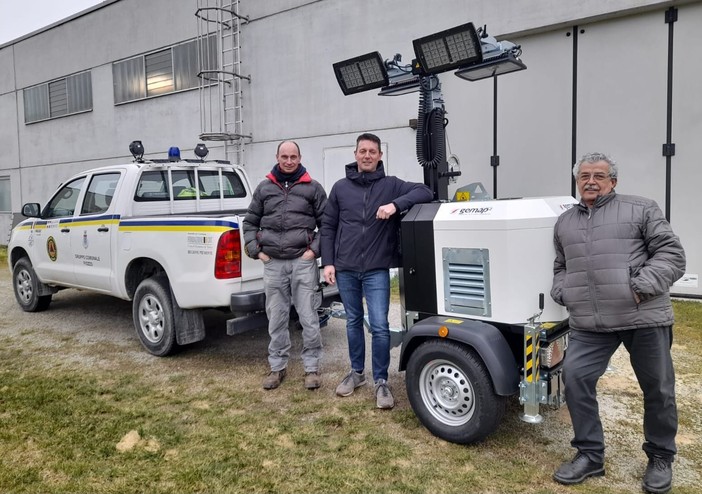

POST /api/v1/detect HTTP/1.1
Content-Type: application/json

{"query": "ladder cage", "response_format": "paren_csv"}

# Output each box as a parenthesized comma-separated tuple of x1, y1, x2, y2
(196, 0, 251, 166)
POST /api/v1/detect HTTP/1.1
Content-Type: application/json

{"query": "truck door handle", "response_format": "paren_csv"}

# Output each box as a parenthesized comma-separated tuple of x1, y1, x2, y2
(97, 226, 109, 232)
(61, 228, 70, 233)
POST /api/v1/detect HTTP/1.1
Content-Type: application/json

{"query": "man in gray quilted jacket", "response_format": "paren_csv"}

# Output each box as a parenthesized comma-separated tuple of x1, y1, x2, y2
(243, 141, 327, 391)
(551, 152, 685, 494)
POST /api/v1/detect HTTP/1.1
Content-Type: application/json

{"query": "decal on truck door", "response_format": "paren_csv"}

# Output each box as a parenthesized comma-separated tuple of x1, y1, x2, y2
(47, 236, 58, 261)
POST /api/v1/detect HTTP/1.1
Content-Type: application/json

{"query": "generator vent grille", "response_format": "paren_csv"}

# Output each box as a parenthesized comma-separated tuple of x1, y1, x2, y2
(442, 247, 491, 317)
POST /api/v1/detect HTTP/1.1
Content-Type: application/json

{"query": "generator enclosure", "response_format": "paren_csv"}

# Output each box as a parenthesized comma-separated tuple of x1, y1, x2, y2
(400, 196, 578, 325)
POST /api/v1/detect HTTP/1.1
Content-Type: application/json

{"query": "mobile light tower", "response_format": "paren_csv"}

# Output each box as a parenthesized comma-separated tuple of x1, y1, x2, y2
(332, 22, 526, 201)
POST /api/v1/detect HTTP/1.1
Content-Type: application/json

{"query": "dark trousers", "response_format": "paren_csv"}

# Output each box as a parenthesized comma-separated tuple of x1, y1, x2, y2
(563, 326, 677, 463)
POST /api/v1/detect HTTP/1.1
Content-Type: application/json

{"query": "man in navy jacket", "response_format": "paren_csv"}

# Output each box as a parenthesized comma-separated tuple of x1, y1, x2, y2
(320, 133, 432, 409)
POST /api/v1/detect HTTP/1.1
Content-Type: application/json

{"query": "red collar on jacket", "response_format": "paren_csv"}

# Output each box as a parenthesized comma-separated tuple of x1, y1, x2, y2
(266, 171, 312, 186)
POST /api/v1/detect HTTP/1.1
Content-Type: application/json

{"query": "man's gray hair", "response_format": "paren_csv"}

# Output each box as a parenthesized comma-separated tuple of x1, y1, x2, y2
(572, 152, 618, 179)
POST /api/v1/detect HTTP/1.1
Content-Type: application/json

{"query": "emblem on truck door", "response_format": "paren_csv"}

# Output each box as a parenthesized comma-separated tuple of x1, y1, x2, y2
(47, 236, 58, 261)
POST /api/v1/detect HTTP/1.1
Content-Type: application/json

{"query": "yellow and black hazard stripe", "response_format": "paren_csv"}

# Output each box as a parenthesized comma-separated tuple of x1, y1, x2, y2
(524, 331, 541, 383)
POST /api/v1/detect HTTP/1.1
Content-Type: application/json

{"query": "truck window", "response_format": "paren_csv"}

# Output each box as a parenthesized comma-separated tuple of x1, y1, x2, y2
(81, 172, 121, 215)
(44, 177, 86, 218)
(199, 170, 247, 199)
(134, 168, 246, 201)
(134, 171, 169, 201)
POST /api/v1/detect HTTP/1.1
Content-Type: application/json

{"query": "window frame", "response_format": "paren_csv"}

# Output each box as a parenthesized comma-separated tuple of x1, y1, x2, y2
(0, 177, 10, 212)
(113, 35, 217, 105)
(23, 71, 93, 124)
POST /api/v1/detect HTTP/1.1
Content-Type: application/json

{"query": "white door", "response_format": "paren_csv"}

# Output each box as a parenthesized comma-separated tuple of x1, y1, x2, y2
(31, 177, 85, 285)
(71, 172, 121, 292)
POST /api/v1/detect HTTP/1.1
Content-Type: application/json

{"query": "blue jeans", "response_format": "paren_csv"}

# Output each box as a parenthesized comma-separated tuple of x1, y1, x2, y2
(336, 269, 390, 382)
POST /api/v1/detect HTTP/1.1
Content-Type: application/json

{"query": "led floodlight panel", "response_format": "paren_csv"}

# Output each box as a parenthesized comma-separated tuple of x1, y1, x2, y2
(412, 22, 483, 76)
(333, 52, 389, 95)
(455, 54, 527, 81)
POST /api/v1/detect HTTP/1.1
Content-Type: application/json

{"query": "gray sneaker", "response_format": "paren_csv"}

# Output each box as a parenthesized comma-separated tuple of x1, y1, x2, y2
(375, 379, 394, 409)
(336, 370, 367, 396)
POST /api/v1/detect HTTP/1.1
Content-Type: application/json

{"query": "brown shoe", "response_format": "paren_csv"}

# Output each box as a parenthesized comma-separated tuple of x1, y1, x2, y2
(263, 369, 286, 390)
(304, 372, 321, 390)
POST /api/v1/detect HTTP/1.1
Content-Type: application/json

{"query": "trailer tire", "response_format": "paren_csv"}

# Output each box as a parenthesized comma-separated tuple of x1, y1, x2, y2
(12, 258, 52, 312)
(133, 275, 177, 357)
(406, 339, 506, 444)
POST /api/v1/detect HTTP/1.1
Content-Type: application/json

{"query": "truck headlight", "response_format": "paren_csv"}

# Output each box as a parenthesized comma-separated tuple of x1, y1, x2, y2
(540, 334, 568, 368)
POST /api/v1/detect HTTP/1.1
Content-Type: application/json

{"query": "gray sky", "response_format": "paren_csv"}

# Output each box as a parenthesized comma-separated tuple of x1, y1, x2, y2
(0, 0, 104, 45)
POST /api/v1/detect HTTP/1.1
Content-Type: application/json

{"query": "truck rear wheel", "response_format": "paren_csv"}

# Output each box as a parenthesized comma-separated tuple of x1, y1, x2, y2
(12, 258, 52, 312)
(406, 339, 506, 444)
(133, 275, 177, 356)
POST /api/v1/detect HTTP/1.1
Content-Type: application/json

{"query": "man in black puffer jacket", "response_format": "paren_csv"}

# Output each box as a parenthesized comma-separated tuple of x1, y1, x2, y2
(243, 141, 327, 391)
(551, 152, 685, 494)
(320, 133, 432, 410)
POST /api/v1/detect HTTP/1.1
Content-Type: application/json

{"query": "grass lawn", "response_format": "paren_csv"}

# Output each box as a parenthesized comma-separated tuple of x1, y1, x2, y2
(0, 246, 700, 493)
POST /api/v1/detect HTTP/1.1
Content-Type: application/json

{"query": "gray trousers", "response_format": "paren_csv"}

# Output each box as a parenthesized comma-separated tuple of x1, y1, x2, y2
(263, 256, 322, 373)
(563, 326, 677, 463)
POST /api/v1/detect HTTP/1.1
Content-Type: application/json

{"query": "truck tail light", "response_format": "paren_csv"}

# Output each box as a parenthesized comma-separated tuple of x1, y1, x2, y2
(215, 230, 242, 279)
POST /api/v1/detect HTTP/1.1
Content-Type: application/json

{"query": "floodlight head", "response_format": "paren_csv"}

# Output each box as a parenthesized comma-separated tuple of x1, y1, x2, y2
(194, 143, 209, 160)
(412, 22, 482, 76)
(129, 140, 145, 162)
(333, 51, 389, 95)
(454, 53, 527, 82)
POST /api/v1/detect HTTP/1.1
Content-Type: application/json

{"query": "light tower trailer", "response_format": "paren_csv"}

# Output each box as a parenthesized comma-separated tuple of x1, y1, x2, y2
(330, 21, 575, 444)
(396, 195, 577, 444)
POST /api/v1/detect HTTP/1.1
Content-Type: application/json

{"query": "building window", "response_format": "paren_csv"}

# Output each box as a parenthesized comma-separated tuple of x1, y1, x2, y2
(113, 35, 217, 105)
(0, 177, 10, 212)
(23, 71, 93, 124)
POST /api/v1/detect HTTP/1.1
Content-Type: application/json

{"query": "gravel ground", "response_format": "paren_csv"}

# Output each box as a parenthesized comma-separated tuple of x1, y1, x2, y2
(1, 267, 699, 492)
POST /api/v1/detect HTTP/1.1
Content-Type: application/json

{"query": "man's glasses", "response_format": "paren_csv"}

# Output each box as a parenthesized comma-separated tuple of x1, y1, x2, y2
(577, 173, 611, 183)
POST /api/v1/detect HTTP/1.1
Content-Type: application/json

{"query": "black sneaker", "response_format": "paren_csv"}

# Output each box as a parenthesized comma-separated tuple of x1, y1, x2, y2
(553, 453, 605, 485)
(642, 456, 672, 494)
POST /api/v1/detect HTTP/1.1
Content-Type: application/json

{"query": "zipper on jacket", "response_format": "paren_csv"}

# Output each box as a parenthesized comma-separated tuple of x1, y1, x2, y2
(585, 206, 602, 329)
(360, 182, 368, 271)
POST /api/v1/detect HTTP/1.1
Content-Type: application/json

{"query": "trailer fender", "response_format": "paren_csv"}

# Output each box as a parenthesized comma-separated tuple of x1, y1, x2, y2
(399, 316, 519, 396)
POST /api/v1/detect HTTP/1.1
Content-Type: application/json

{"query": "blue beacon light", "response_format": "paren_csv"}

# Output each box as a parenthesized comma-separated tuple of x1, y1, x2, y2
(168, 147, 181, 161)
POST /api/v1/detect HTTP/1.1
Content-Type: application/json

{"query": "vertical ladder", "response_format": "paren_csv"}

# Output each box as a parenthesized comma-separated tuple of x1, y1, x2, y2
(196, 0, 251, 166)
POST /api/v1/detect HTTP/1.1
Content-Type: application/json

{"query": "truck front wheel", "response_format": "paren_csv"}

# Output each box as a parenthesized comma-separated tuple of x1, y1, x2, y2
(12, 258, 52, 312)
(406, 339, 506, 444)
(133, 275, 177, 356)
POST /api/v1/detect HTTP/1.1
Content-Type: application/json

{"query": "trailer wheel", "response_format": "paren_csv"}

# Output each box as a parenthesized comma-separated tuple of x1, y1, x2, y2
(133, 275, 177, 356)
(12, 258, 52, 312)
(406, 339, 506, 444)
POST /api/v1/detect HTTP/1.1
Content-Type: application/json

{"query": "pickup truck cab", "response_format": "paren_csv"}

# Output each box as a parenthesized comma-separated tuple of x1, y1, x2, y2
(8, 142, 336, 356)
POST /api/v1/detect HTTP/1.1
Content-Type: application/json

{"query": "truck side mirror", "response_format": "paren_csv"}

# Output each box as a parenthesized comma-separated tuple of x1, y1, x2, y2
(22, 203, 41, 218)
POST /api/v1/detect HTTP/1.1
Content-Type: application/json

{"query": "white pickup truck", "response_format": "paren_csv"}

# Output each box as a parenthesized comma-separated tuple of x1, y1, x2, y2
(7, 142, 337, 356)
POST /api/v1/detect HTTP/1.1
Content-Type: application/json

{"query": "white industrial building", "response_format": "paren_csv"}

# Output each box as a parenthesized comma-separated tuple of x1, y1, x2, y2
(1, 0, 700, 297)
